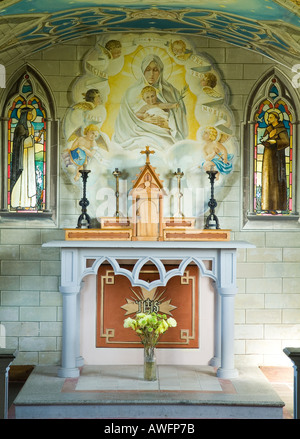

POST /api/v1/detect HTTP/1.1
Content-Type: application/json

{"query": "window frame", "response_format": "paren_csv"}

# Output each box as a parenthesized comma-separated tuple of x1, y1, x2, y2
(0, 66, 58, 227)
(242, 67, 300, 229)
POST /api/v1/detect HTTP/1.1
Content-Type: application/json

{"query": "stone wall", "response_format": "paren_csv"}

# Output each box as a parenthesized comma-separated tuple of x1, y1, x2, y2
(0, 34, 299, 367)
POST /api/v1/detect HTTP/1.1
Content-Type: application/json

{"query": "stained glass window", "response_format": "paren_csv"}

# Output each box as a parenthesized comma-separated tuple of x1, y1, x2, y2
(7, 74, 47, 212)
(253, 79, 293, 215)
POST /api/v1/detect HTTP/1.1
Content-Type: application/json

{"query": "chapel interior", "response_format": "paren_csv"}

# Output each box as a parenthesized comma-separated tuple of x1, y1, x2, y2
(1, 0, 300, 420)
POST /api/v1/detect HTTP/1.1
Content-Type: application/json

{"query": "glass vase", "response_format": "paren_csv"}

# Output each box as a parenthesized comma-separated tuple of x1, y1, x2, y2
(144, 344, 157, 381)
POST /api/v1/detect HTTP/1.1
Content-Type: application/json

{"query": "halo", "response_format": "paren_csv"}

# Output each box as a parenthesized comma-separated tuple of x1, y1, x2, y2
(264, 108, 283, 124)
(17, 104, 37, 121)
(131, 46, 173, 81)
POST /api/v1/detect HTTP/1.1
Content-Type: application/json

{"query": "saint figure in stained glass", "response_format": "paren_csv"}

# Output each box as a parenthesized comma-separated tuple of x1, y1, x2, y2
(260, 110, 289, 212)
(10, 106, 37, 208)
(7, 82, 47, 212)
(253, 79, 293, 215)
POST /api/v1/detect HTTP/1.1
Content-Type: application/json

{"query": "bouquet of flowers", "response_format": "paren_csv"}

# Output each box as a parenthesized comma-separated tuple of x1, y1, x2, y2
(124, 312, 177, 347)
(124, 312, 177, 380)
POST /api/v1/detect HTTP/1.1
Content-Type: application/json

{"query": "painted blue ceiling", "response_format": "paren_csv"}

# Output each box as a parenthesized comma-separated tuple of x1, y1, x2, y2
(0, 0, 300, 67)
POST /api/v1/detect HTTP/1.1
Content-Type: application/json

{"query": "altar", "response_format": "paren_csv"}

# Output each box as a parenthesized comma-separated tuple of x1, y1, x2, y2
(43, 239, 254, 380)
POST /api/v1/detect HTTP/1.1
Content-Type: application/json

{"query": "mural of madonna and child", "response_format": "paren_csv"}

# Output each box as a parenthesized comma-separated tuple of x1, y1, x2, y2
(62, 33, 236, 220)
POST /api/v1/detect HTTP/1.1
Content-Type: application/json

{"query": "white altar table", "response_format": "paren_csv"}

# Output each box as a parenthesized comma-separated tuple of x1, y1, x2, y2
(43, 240, 254, 379)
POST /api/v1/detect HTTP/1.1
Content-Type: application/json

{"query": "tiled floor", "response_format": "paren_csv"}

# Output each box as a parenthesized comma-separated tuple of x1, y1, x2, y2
(71, 365, 226, 392)
(260, 366, 294, 419)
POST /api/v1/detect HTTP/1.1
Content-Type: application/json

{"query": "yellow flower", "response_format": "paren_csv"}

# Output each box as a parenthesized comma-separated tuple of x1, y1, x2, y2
(162, 319, 169, 331)
(155, 320, 168, 334)
(136, 313, 146, 319)
(137, 317, 148, 328)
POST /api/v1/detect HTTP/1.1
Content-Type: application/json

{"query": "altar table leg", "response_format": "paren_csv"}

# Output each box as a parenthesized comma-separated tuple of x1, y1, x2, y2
(216, 288, 238, 379)
(58, 289, 80, 378)
(76, 291, 84, 368)
(209, 288, 221, 368)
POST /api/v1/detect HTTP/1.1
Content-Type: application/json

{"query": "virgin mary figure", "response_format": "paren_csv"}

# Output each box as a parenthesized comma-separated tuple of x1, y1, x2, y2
(113, 54, 188, 150)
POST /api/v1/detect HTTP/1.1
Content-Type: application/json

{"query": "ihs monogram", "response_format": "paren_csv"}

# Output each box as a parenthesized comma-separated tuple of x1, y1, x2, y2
(121, 287, 176, 316)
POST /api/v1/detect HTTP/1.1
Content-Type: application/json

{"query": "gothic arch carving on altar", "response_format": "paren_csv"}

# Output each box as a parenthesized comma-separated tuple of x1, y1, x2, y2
(81, 254, 216, 290)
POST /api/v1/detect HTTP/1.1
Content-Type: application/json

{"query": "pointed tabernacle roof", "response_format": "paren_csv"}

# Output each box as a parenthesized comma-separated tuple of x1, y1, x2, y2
(131, 146, 165, 191)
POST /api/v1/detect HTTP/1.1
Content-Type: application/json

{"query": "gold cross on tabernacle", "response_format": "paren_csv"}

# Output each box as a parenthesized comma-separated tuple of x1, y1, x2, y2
(141, 146, 155, 164)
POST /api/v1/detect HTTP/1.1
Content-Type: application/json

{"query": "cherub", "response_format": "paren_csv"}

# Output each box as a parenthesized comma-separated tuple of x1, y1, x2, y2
(73, 88, 102, 111)
(67, 89, 109, 152)
(105, 39, 122, 59)
(64, 124, 105, 181)
(200, 72, 221, 99)
(201, 126, 233, 179)
(67, 88, 107, 131)
(170, 39, 192, 61)
(135, 85, 179, 129)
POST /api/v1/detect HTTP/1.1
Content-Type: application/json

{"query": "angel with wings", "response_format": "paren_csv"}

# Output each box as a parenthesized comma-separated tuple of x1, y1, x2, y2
(70, 89, 104, 126)
(64, 124, 108, 181)
(200, 72, 222, 100)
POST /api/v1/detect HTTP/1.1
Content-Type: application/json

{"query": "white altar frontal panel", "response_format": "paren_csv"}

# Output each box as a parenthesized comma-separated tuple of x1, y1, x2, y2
(43, 240, 255, 379)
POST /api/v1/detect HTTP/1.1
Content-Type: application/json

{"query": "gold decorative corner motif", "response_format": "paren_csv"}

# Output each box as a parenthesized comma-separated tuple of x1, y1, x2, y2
(101, 328, 115, 342)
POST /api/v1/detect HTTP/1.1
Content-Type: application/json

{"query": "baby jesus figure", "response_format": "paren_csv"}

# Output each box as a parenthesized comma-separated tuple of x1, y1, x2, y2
(135, 85, 179, 130)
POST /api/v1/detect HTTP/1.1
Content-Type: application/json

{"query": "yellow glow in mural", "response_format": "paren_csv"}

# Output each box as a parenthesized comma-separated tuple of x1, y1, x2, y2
(103, 45, 198, 141)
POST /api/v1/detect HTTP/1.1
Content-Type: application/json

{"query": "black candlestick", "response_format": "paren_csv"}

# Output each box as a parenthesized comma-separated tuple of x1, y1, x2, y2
(77, 169, 91, 229)
(204, 169, 220, 229)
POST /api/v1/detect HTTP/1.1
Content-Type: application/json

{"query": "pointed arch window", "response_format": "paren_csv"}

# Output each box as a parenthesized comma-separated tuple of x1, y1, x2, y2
(243, 71, 299, 227)
(253, 79, 293, 215)
(1, 69, 58, 225)
(7, 76, 47, 212)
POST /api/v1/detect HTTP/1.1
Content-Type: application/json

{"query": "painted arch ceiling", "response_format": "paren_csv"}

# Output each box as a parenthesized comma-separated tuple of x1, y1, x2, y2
(0, 0, 300, 68)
